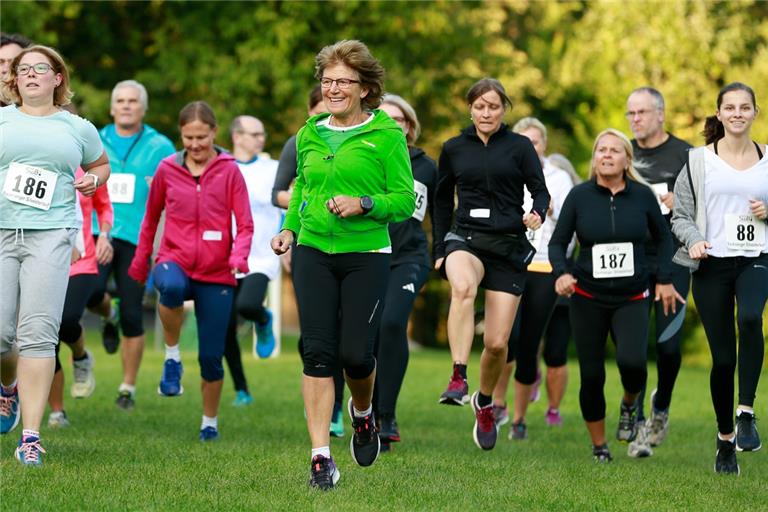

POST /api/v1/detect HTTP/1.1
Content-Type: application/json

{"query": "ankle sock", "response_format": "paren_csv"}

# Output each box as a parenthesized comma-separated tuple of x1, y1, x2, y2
(201, 415, 218, 429)
(118, 383, 136, 395)
(165, 344, 181, 362)
(22, 429, 39, 441)
(1, 380, 17, 396)
(353, 404, 372, 418)
(718, 432, 735, 443)
(311, 446, 331, 459)
(477, 392, 492, 408)
(736, 407, 753, 417)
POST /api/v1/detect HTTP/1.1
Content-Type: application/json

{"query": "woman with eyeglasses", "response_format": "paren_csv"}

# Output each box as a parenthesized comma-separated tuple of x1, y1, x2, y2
(0, 45, 110, 466)
(271, 40, 414, 491)
(671, 82, 768, 475)
(128, 101, 253, 442)
(433, 78, 549, 451)
(373, 94, 438, 451)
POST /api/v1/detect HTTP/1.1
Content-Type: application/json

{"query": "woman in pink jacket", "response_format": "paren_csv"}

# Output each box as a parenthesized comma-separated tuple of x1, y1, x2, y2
(129, 101, 253, 441)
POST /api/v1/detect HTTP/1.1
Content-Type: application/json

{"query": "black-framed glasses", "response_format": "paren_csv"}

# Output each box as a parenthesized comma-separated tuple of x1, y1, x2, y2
(320, 77, 360, 90)
(16, 63, 53, 76)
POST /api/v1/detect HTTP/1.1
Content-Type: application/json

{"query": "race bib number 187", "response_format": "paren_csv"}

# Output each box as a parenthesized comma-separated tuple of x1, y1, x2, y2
(2, 162, 58, 210)
(592, 242, 634, 279)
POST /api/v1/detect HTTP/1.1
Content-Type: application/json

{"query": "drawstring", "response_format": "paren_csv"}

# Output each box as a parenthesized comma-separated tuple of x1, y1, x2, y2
(13, 228, 25, 245)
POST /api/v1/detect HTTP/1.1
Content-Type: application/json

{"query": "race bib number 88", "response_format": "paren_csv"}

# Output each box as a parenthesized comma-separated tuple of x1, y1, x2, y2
(592, 242, 634, 279)
(3, 162, 58, 210)
(108, 173, 136, 204)
(725, 214, 766, 251)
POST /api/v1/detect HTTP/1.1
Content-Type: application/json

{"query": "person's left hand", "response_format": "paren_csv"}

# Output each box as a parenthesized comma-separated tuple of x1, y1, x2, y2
(326, 195, 364, 218)
(750, 199, 767, 220)
(95, 234, 113, 265)
(655, 283, 686, 316)
(523, 211, 542, 231)
(70, 247, 81, 265)
(74, 173, 98, 197)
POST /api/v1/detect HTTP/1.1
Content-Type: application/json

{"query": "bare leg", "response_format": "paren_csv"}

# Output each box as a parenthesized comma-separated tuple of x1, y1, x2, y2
(120, 335, 145, 386)
(304, 375, 334, 448)
(546, 365, 568, 410)
(492, 362, 514, 406)
(1, 350, 18, 387)
(346, 368, 375, 412)
(445, 252, 484, 364)
(513, 380, 532, 423)
(586, 419, 606, 446)
(17, 356, 55, 431)
(48, 368, 64, 412)
(200, 379, 223, 418)
(479, 291, 520, 396)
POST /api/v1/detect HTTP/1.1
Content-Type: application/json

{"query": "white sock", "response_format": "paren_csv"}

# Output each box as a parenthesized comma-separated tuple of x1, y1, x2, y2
(201, 415, 218, 429)
(736, 407, 754, 416)
(22, 429, 39, 441)
(718, 433, 735, 443)
(353, 404, 372, 418)
(1, 380, 17, 395)
(165, 344, 181, 362)
(118, 383, 136, 395)
(311, 446, 331, 459)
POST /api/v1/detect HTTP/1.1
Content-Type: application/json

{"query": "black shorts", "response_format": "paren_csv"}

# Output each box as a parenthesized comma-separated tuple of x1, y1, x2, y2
(443, 239, 526, 296)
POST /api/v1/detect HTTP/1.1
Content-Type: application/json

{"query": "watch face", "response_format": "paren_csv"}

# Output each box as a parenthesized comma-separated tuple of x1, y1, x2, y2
(361, 196, 373, 210)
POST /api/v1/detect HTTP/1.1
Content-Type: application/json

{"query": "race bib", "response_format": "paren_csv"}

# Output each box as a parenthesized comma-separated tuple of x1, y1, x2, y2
(202, 230, 222, 241)
(3, 163, 59, 211)
(470, 208, 490, 218)
(650, 182, 670, 215)
(108, 173, 136, 204)
(412, 180, 428, 222)
(725, 214, 766, 251)
(592, 242, 634, 279)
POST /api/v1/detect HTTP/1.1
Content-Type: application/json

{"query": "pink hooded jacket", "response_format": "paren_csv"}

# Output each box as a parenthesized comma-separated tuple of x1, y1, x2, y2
(71, 167, 114, 276)
(128, 151, 253, 286)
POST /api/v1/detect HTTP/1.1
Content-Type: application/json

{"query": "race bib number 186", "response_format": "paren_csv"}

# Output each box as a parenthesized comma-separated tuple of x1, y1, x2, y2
(2, 162, 58, 210)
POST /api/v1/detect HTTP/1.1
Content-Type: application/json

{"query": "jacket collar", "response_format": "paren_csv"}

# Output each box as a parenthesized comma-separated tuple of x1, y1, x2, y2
(589, 176, 634, 196)
(461, 123, 509, 142)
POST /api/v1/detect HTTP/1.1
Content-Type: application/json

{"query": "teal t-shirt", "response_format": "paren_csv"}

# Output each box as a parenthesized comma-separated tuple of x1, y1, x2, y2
(316, 114, 373, 153)
(104, 124, 140, 161)
(0, 105, 103, 229)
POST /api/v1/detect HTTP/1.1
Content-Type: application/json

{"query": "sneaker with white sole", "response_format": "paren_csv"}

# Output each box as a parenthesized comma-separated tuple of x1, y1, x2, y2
(439, 367, 469, 406)
(593, 443, 613, 463)
(71, 350, 95, 398)
(348, 398, 380, 467)
(471, 391, 497, 450)
(617, 400, 639, 443)
(715, 437, 739, 475)
(627, 422, 653, 458)
(15, 435, 46, 466)
(309, 454, 340, 491)
(47, 411, 70, 428)
(158, 359, 184, 397)
(647, 389, 669, 446)
(492, 404, 509, 428)
(0, 387, 20, 434)
(735, 410, 761, 452)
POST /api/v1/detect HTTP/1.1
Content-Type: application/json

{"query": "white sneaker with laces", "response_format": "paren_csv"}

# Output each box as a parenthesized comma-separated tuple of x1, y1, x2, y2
(71, 350, 95, 399)
(627, 422, 653, 458)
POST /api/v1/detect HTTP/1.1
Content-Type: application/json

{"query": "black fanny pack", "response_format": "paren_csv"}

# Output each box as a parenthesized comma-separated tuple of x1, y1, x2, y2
(447, 228, 536, 271)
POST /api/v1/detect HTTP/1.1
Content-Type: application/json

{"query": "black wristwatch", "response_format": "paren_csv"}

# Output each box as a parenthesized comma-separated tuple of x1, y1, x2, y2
(360, 195, 374, 215)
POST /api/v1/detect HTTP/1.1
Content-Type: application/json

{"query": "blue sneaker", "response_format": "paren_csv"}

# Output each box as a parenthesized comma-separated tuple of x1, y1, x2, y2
(255, 310, 276, 358)
(232, 390, 253, 407)
(199, 426, 219, 441)
(15, 435, 46, 466)
(0, 387, 20, 434)
(330, 404, 345, 438)
(158, 359, 184, 396)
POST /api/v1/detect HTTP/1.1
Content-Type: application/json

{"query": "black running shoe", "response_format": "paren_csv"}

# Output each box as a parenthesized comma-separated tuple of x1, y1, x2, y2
(593, 443, 613, 463)
(348, 398, 380, 467)
(378, 414, 400, 443)
(735, 411, 761, 452)
(102, 318, 120, 355)
(715, 437, 740, 475)
(439, 367, 469, 406)
(115, 390, 135, 410)
(309, 455, 340, 490)
(617, 400, 639, 443)
(471, 391, 497, 450)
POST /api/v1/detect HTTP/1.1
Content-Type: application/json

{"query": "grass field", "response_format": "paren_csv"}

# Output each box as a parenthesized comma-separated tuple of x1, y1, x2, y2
(1, 332, 767, 511)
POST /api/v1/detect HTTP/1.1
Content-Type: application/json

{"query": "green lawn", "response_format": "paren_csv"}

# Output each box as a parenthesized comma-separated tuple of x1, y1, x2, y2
(2, 332, 767, 511)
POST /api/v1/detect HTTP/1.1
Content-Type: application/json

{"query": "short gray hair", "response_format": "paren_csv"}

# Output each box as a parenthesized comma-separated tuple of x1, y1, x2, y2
(512, 117, 547, 143)
(629, 87, 665, 112)
(111, 80, 149, 110)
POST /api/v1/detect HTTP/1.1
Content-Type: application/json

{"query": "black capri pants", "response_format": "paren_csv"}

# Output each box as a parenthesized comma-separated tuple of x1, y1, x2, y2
(56, 273, 99, 372)
(292, 245, 390, 379)
(692, 254, 768, 434)
(570, 292, 650, 422)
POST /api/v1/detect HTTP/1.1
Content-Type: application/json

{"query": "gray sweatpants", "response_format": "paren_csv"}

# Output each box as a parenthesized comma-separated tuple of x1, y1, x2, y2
(0, 228, 74, 358)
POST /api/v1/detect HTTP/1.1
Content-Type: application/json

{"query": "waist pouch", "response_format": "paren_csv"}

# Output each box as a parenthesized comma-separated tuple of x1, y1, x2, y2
(447, 228, 536, 271)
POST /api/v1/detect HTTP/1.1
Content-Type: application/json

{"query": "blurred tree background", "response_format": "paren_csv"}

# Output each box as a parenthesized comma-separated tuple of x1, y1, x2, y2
(3, 0, 767, 360)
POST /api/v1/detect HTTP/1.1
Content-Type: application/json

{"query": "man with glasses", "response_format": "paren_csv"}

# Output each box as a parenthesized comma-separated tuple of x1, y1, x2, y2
(624, 87, 692, 458)
(223, 116, 282, 405)
(87, 80, 175, 410)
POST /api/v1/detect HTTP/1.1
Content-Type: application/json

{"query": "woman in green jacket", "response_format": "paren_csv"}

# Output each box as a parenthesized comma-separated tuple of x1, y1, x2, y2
(271, 40, 414, 491)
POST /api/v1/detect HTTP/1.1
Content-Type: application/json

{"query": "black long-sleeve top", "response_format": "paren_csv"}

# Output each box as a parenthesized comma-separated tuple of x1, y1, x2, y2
(433, 124, 550, 260)
(548, 178, 673, 297)
(271, 134, 298, 207)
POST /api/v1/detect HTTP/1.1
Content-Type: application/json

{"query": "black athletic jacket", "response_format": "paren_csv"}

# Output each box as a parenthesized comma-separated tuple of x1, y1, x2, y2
(548, 178, 673, 297)
(433, 124, 549, 260)
(389, 147, 438, 268)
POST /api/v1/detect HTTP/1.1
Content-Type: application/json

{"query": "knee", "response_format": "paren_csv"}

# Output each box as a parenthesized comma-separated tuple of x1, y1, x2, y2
(737, 310, 763, 335)
(483, 335, 508, 357)
(199, 354, 223, 381)
(379, 315, 406, 339)
(158, 283, 186, 309)
(237, 300, 263, 322)
(450, 280, 478, 303)
(58, 317, 82, 345)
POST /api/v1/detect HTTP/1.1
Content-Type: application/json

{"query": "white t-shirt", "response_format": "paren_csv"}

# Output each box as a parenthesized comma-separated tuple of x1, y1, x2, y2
(233, 156, 283, 279)
(704, 148, 768, 257)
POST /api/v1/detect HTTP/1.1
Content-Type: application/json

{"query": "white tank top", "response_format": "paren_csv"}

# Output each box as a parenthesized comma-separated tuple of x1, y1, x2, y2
(704, 147, 768, 257)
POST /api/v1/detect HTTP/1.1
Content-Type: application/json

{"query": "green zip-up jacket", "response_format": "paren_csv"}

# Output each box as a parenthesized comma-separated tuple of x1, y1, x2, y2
(283, 110, 415, 254)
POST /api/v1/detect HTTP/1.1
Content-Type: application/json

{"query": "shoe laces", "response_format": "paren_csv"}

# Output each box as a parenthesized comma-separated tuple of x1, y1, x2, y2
(476, 405, 495, 433)
(73, 359, 91, 383)
(311, 456, 333, 487)
(447, 369, 467, 392)
(18, 439, 46, 463)
(0, 394, 18, 417)
(164, 360, 181, 380)
(353, 414, 376, 442)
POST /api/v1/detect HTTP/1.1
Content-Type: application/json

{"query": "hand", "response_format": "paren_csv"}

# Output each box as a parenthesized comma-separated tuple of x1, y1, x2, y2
(73, 173, 98, 197)
(660, 192, 674, 211)
(271, 230, 294, 255)
(95, 234, 113, 265)
(434, 257, 444, 271)
(750, 199, 767, 220)
(231, 267, 240, 275)
(688, 240, 711, 260)
(555, 273, 577, 297)
(655, 283, 686, 316)
(523, 211, 542, 231)
(70, 247, 81, 265)
(326, 195, 364, 218)
(280, 247, 293, 274)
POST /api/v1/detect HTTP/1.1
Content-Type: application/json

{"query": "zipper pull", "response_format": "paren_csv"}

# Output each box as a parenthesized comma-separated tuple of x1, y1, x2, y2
(323, 154, 335, 161)
(197, 184, 201, 192)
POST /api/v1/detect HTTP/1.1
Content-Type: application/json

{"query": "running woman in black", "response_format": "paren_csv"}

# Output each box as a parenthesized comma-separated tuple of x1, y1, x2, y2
(625, 87, 693, 458)
(671, 82, 768, 475)
(549, 128, 683, 463)
(434, 78, 549, 450)
(373, 94, 437, 451)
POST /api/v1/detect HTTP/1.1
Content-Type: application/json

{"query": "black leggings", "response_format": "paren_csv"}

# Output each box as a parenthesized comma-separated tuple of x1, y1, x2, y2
(692, 254, 768, 434)
(292, 245, 390, 379)
(224, 273, 270, 393)
(506, 271, 558, 384)
(570, 294, 649, 422)
(55, 273, 99, 372)
(374, 263, 430, 416)
(543, 300, 570, 367)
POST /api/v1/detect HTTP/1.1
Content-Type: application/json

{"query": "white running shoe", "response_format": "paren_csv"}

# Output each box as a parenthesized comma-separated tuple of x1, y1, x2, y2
(71, 350, 95, 398)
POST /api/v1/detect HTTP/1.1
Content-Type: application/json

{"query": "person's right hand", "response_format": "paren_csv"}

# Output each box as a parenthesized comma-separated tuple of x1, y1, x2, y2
(555, 273, 577, 297)
(688, 240, 711, 260)
(280, 247, 293, 274)
(434, 257, 444, 271)
(271, 230, 294, 255)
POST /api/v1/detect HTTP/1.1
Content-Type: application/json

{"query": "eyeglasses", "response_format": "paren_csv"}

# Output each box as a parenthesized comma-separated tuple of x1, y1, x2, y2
(320, 77, 360, 90)
(16, 63, 53, 76)
(239, 131, 266, 137)
(624, 108, 656, 119)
